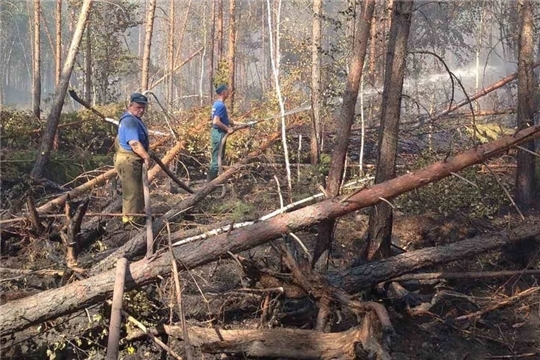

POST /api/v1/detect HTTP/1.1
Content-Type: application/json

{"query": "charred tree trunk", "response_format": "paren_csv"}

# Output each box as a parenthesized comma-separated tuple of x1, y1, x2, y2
(515, 0, 537, 211)
(314, 0, 376, 269)
(364, 0, 413, 261)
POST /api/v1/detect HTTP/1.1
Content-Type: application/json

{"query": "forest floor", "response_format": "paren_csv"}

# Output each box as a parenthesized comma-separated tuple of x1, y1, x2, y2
(1, 157, 540, 360)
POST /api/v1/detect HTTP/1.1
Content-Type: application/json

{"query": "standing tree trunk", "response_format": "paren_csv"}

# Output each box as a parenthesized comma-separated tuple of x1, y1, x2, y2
(141, 0, 157, 91)
(267, 0, 292, 197)
(216, 0, 224, 63)
(167, 0, 175, 108)
(363, 0, 414, 261)
(55, 0, 62, 87)
(313, 0, 376, 269)
(84, 13, 91, 103)
(310, 0, 323, 165)
(32, 0, 41, 119)
(209, 0, 216, 99)
(515, 0, 536, 211)
(30, 0, 93, 180)
(227, 0, 237, 112)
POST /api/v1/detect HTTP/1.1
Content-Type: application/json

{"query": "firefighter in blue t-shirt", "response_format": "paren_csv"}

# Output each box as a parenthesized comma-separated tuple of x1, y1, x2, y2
(207, 84, 235, 181)
(115, 92, 151, 225)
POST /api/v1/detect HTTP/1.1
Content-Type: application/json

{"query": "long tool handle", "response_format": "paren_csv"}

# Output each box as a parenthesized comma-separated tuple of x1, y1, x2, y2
(142, 164, 154, 258)
(149, 153, 194, 194)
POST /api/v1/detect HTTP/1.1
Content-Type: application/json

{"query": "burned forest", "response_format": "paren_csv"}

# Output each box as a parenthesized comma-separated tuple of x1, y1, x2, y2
(1, 1, 540, 359)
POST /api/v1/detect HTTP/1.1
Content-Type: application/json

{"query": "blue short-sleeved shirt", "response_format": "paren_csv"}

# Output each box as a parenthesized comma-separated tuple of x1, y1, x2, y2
(118, 112, 149, 151)
(211, 100, 229, 130)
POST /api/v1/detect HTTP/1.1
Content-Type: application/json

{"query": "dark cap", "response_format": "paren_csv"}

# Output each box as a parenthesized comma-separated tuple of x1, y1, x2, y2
(215, 84, 228, 95)
(130, 92, 148, 104)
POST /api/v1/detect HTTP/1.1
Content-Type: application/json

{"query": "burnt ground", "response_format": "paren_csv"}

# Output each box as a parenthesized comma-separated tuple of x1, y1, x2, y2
(1, 163, 540, 360)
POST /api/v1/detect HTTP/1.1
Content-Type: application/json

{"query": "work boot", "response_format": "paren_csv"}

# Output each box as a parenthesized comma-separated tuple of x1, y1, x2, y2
(207, 169, 218, 182)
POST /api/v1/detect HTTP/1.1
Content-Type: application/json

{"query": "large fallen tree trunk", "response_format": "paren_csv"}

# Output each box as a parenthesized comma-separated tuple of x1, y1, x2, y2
(2, 125, 540, 335)
(2, 220, 538, 337)
(91, 122, 540, 275)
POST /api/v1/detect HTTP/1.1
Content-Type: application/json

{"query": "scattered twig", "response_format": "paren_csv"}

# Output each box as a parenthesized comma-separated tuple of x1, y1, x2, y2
(392, 269, 540, 282)
(453, 287, 540, 322)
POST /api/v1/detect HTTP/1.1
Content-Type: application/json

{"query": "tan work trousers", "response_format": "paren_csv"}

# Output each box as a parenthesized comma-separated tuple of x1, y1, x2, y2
(114, 150, 144, 223)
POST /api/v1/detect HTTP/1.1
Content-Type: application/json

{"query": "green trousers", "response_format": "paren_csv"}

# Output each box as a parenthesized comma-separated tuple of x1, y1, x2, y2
(208, 128, 226, 181)
(114, 151, 144, 223)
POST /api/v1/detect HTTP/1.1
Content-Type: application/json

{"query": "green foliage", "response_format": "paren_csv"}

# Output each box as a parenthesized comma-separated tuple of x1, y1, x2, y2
(397, 151, 512, 219)
(212, 199, 257, 222)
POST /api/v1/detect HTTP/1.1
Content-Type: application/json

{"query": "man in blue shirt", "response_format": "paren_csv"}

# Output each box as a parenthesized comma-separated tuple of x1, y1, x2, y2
(208, 84, 235, 182)
(114, 92, 151, 225)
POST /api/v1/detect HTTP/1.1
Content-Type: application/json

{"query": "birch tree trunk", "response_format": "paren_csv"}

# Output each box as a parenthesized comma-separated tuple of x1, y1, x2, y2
(515, 0, 536, 211)
(364, 0, 414, 261)
(32, 0, 41, 119)
(30, 0, 93, 180)
(227, 0, 237, 112)
(313, 0, 376, 269)
(141, 0, 156, 91)
(266, 0, 292, 197)
(310, 0, 322, 165)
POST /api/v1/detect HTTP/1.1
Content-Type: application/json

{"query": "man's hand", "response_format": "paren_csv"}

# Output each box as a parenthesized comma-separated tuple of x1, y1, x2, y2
(227, 126, 235, 134)
(143, 156, 151, 169)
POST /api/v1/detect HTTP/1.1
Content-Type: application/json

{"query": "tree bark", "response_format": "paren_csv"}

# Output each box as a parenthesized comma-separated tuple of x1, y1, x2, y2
(30, 0, 93, 180)
(141, 0, 156, 91)
(515, 0, 536, 211)
(364, 0, 414, 261)
(32, 0, 41, 119)
(314, 0, 375, 268)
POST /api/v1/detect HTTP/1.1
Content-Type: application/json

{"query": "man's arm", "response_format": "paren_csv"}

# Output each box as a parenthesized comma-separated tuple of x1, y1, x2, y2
(212, 116, 234, 134)
(128, 140, 151, 168)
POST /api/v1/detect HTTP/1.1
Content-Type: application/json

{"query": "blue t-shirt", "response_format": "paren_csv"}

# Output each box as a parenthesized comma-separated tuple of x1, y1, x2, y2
(118, 112, 149, 151)
(211, 100, 229, 130)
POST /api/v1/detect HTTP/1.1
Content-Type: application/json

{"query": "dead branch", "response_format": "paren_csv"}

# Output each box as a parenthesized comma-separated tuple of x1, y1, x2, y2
(453, 287, 540, 323)
(59, 197, 89, 270)
(392, 269, 540, 282)
(105, 258, 128, 360)
(25, 196, 43, 231)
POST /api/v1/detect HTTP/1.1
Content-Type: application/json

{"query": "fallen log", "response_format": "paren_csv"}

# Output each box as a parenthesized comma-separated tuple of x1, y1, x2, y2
(1, 219, 538, 336)
(2, 125, 540, 335)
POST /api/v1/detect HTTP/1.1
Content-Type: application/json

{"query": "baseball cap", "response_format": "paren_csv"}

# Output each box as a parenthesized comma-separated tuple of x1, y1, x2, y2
(130, 92, 148, 104)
